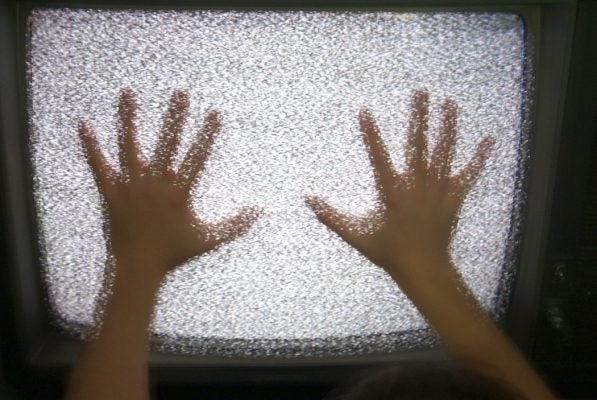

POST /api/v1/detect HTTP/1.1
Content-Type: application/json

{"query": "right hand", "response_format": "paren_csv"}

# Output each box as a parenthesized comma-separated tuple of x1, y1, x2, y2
(307, 89, 495, 281)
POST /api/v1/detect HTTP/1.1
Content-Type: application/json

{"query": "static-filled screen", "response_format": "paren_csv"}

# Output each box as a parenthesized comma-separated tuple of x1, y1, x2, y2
(27, 9, 527, 356)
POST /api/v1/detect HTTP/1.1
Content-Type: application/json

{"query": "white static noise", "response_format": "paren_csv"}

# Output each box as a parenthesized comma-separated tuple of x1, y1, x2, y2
(27, 9, 527, 356)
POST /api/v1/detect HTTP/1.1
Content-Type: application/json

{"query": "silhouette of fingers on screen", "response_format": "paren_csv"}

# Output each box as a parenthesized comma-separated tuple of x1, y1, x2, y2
(77, 89, 260, 276)
(307, 89, 496, 279)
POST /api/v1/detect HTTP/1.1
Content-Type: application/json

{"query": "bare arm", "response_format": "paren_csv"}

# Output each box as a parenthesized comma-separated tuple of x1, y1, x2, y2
(64, 259, 162, 400)
(394, 253, 554, 400)
(64, 89, 257, 400)
(308, 89, 556, 400)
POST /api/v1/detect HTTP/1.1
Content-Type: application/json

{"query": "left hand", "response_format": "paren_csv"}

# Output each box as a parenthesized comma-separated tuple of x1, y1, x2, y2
(78, 89, 258, 281)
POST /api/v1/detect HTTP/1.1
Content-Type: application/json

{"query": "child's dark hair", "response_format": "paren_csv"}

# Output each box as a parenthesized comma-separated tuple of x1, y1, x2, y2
(326, 361, 524, 400)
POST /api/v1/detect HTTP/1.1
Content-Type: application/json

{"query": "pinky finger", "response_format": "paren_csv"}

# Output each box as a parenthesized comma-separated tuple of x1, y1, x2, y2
(452, 136, 496, 193)
(78, 121, 118, 193)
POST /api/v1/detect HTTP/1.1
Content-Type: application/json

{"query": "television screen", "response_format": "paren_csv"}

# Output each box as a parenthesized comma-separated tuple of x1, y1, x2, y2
(26, 8, 527, 357)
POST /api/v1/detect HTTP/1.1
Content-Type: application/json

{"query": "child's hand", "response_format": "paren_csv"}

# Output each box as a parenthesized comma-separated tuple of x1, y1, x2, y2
(78, 89, 258, 281)
(307, 89, 495, 282)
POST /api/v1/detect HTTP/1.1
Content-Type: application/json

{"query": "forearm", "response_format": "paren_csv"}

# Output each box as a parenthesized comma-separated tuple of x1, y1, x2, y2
(64, 261, 162, 400)
(391, 254, 556, 400)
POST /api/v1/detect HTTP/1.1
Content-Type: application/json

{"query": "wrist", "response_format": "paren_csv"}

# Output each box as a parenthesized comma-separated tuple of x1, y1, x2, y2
(111, 247, 171, 280)
(386, 249, 454, 282)
(102, 259, 162, 318)
(385, 252, 483, 319)
(114, 268, 163, 294)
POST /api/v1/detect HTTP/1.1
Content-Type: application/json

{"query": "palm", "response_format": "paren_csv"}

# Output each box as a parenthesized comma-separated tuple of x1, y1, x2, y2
(79, 89, 257, 277)
(104, 170, 206, 269)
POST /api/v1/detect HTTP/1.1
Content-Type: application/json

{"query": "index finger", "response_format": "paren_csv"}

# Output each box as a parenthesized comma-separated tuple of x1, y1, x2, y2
(405, 89, 430, 181)
(117, 88, 142, 179)
(359, 109, 396, 204)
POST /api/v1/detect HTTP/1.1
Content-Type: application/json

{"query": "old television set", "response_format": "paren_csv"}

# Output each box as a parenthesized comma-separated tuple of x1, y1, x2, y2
(1, 0, 592, 398)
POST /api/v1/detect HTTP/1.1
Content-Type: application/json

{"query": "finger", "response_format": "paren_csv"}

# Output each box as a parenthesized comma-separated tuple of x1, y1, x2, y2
(150, 90, 189, 175)
(406, 89, 430, 181)
(178, 110, 221, 190)
(359, 109, 395, 203)
(203, 206, 260, 251)
(117, 88, 142, 179)
(429, 99, 458, 182)
(78, 121, 118, 193)
(452, 136, 496, 194)
(306, 196, 369, 251)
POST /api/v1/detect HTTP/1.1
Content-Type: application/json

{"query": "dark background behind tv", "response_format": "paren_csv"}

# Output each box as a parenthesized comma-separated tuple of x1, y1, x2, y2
(529, 0, 597, 397)
(0, 0, 596, 399)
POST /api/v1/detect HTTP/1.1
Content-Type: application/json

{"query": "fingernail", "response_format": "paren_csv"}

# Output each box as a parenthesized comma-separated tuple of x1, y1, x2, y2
(207, 109, 222, 124)
(443, 98, 457, 112)
(77, 120, 88, 134)
(305, 196, 320, 208)
(414, 88, 429, 102)
(120, 87, 134, 98)
(173, 90, 189, 103)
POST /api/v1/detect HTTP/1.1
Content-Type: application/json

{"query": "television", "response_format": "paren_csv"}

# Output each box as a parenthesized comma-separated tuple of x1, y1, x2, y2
(0, 0, 590, 398)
